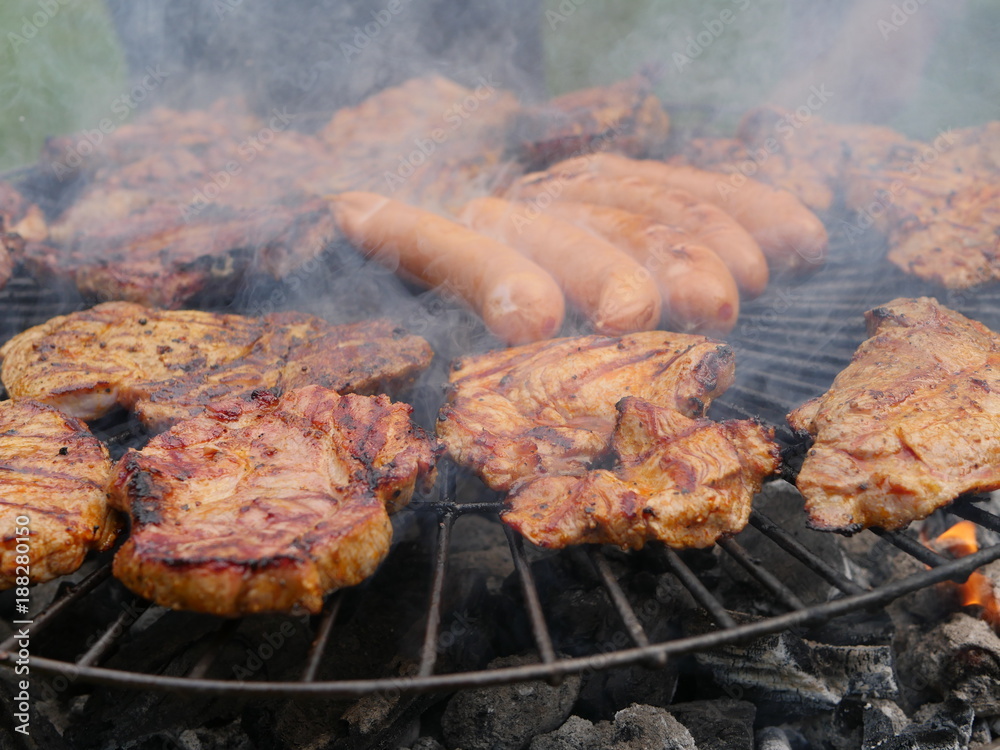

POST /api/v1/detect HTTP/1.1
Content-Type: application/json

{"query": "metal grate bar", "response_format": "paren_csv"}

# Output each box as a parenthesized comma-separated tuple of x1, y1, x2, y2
(301, 593, 344, 682)
(75, 599, 151, 668)
(503, 525, 558, 672)
(869, 528, 952, 571)
(417, 511, 454, 677)
(951, 499, 1000, 534)
(749, 511, 867, 595)
(0, 563, 113, 653)
(717, 538, 806, 611)
(662, 548, 736, 629)
(186, 620, 241, 680)
(10, 540, 1000, 698)
(588, 548, 666, 667)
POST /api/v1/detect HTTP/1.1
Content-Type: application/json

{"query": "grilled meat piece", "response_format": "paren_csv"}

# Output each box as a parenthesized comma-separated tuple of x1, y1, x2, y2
(437, 331, 735, 492)
(677, 106, 1000, 289)
(26, 197, 339, 308)
(788, 297, 1000, 532)
(0, 301, 433, 432)
(503, 397, 778, 549)
(0, 399, 120, 589)
(510, 73, 671, 171)
(841, 127, 1000, 290)
(0, 182, 47, 243)
(108, 386, 440, 615)
(305, 75, 522, 213)
(0, 222, 17, 293)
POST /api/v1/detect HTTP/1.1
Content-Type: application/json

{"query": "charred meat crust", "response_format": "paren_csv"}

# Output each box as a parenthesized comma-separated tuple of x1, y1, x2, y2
(108, 385, 440, 616)
(501, 396, 780, 550)
(0, 399, 121, 589)
(436, 331, 736, 494)
(0, 301, 434, 432)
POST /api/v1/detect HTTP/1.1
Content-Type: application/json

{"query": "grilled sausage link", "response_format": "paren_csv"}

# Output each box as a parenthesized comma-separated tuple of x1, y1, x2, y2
(548, 153, 828, 273)
(458, 196, 661, 335)
(539, 200, 740, 335)
(330, 191, 565, 345)
(506, 171, 769, 298)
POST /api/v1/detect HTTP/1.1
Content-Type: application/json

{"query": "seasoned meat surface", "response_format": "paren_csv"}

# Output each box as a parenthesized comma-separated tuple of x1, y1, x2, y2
(108, 386, 440, 616)
(0, 399, 120, 589)
(436, 331, 734, 492)
(26, 198, 339, 309)
(0, 302, 433, 432)
(503, 397, 779, 549)
(788, 297, 1000, 532)
(677, 106, 1000, 289)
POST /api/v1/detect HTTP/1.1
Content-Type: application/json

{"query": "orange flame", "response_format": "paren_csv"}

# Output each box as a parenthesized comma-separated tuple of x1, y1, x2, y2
(927, 521, 1000, 630)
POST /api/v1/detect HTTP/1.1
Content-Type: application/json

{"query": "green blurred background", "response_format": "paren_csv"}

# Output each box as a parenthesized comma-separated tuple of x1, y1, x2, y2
(2, 0, 999, 172)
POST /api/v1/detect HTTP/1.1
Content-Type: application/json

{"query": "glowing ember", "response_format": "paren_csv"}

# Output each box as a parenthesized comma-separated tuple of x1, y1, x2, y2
(925, 521, 1000, 630)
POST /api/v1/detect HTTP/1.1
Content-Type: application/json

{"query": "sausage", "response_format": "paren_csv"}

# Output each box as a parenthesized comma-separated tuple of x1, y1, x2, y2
(538, 200, 740, 335)
(458, 197, 661, 336)
(329, 191, 565, 345)
(507, 171, 769, 298)
(549, 153, 828, 272)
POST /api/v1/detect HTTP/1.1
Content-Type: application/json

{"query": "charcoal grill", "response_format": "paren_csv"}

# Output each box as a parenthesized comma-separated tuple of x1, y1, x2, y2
(2, 225, 1000, 701)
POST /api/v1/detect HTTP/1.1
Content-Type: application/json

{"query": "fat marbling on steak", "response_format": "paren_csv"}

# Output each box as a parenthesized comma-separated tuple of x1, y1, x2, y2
(788, 297, 1000, 531)
(503, 397, 779, 550)
(436, 331, 735, 493)
(108, 386, 440, 615)
(0, 399, 120, 589)
(0, 301, 433, 432)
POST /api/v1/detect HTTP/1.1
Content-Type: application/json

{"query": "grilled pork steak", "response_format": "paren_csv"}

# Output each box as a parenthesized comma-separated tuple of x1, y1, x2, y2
(503, 397, 779, 549)
(0, 399, 120, 589)
(788, 297, 1000, 532)
(25, 197, 339, 309)
(108, 386, 440, 615)
(0, 302, 433, 432)
(436, 331, 734, 492)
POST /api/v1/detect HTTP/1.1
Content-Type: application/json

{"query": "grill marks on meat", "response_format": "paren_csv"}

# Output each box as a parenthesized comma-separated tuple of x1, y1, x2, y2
(503, 397, 779, 549)
(0, 302, 433, 432)
(108, 386, 440, 615)
(0, 399, 120, 588)
(27, 198, 339, 309)
(26, 101, 339, 309)
(436, 331, 735, 493)
(788, 297, 1000, 532)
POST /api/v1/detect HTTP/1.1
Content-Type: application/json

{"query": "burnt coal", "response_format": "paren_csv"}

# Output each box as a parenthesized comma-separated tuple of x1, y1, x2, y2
(690, 616, 898, 721)
(609, 704, 697, 750)
(528, 715, 613, 750)
(440, 653, 581, 750)
(862, 698, 975, 750)
(531, 701, 754, 750)
(665, 700, 755, 750)
(895, 613, 1000, 717)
